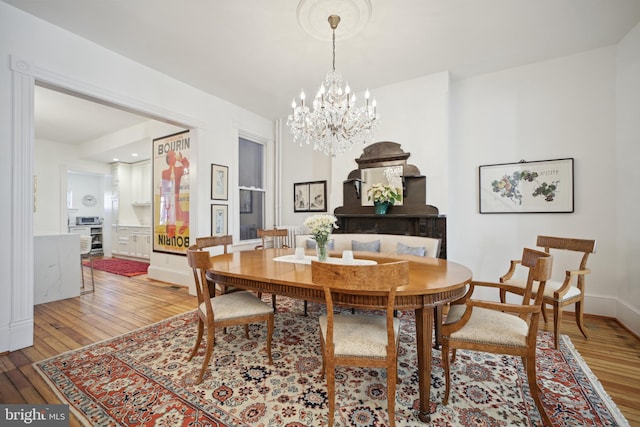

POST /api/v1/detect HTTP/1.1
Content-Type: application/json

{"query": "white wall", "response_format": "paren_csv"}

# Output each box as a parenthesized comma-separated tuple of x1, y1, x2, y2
(0, 2, 273, 351)
(449, 46, 638, 333)
(33, 139, 111, 234)
(615, 21, 640, 333)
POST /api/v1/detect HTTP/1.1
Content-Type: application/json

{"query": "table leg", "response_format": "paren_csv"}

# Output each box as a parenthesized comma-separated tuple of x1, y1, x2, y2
(415, 307, 433, 423)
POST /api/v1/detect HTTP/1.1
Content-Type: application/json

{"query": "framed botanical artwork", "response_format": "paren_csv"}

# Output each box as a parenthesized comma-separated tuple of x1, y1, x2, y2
(239, 189, 252, 214)
(479, 158, 574, 213)
(211, 164, 228, 200)
(308, 181, 327, 212)
(152, 130, 191, 255)
(294, 180, 327, 212)
(211, 204, 228, 235)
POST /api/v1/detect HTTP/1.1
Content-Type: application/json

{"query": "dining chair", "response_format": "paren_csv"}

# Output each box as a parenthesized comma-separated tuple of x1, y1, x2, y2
(79, 235, 95, 294)
(186, 247, 274, 384)
(255, 228, 293, 312)
(499, 235, 596, 349)
(311, 260, 409, 427)
(195, 235, 237, 296)
(441, 248, 553, 426)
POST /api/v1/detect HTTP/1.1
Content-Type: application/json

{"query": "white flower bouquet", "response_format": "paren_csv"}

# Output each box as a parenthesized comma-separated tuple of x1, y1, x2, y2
(303, 214, 338, 244)
(367, 183, 402, 205)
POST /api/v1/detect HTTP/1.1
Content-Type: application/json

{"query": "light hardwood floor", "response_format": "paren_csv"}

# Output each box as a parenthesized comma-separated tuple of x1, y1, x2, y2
(1, 266, 639, 426)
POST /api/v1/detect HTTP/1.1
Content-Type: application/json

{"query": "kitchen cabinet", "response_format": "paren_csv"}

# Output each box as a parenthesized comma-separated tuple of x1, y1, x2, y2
(131, 160, 152, 205)
(112, 225, 151, 259)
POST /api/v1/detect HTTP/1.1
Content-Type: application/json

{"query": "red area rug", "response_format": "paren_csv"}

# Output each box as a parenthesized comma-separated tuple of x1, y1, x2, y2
(83, 257, 149, 277)
(34, 297, 629, 426)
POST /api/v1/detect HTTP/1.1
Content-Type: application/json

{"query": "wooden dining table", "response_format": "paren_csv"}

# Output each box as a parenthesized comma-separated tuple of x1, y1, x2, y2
(207, 248, 472, 422)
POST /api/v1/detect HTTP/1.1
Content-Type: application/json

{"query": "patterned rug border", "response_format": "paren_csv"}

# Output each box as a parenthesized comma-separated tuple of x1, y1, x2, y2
(558, 335, 629, 426)
(32, 311, 194, 427)
(33, 306, 631, 427)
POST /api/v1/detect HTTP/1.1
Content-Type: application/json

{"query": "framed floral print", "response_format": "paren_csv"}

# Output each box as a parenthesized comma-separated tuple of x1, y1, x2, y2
(479, 158, 574, 213)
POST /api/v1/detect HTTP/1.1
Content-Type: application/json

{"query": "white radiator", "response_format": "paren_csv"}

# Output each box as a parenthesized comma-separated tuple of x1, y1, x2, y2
(276, 225, 307, 248)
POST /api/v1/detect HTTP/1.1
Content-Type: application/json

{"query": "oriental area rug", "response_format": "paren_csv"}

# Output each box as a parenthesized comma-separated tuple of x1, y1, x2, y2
(34, 297, 629, 427)
(83, 257, 149, 277)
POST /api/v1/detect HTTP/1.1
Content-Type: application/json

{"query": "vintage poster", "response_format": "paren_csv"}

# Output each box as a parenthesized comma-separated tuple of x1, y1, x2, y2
(153, 130, 191, 255)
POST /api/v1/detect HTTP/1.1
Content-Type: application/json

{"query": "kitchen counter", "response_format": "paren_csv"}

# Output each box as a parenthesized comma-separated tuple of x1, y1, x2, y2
(34, 233, 81, 304)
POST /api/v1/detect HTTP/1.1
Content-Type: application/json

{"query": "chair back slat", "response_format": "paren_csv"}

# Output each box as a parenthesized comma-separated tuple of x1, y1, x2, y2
(256, 228, 290, 249)
(196, 235, 233, 253)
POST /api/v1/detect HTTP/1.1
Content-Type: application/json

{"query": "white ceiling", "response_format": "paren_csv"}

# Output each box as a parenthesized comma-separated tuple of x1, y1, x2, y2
(8, 0, 640, 161)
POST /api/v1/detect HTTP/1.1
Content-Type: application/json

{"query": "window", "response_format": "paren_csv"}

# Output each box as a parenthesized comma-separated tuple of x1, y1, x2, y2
(239, 137, 264, 241)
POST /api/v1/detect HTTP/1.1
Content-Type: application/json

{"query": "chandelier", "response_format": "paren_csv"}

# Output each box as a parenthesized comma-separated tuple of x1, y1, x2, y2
(287, 15, 378, 157)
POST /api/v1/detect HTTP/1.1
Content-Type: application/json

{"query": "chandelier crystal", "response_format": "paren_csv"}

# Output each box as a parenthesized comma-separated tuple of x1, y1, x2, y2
(287, 15, 378, 157)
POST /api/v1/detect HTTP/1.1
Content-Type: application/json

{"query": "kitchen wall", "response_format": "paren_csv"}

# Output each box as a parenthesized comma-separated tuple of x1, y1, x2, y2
(33, 138, 110, 235)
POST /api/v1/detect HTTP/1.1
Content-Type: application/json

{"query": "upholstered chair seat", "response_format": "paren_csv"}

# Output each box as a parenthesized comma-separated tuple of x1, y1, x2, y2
(319, 314, 400, 358)
(445, 304, 528, 348)
(501, 277, 582, 301)
(198, 291, 274, 321)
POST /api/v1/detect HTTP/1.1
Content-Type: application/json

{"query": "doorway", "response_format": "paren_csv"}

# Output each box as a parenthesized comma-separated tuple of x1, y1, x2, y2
(8, 60, 196, 351)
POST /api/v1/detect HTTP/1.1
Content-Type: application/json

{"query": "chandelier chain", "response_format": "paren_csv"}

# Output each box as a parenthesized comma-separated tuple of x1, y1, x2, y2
(332, 27, 336, 72)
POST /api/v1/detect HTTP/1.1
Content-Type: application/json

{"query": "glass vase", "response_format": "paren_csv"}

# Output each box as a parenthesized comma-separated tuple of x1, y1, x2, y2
(316, 240, 328, 262)
(374, 201, 390, 215)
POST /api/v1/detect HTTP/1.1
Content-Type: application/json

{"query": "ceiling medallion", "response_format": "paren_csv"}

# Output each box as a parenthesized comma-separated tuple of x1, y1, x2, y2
(296, 0, 372, 41)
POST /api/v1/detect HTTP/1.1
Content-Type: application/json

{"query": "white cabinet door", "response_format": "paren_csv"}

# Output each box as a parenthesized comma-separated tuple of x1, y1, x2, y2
(116, 227, 131, 255)
(142, 231, 151, 258)
(131, 160, 152, 204)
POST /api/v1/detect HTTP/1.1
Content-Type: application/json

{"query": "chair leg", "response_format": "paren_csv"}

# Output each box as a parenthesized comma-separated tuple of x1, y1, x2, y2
(80, 257, 85, 288)
(524, 355, 553, 426)
(266, 315, 274, 364)
(553, 304, 563, 350)
(197, 326, 215, 384)
(244, 324, 249, 339)
(303, 300, 308, 316)
(319, 332, 326, 379)
(271, 294, 277, 312)
(326, 361, 336, 427)
(188, 319, 204, 361)
(433, 305, 442, 349)
(541, 303, 548, 324)
(442, 343, 452, 405)
(87, 255, 95, 292)
(387, 361, 397, 427)
(575, 299, 589, 340)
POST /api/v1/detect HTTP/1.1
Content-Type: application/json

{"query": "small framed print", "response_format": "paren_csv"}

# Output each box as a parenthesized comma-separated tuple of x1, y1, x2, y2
(479, 158, 574, 213)
(294, 180, 327, 212)
(211, 204, 228, 235)
(211, 164, 228, 200)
